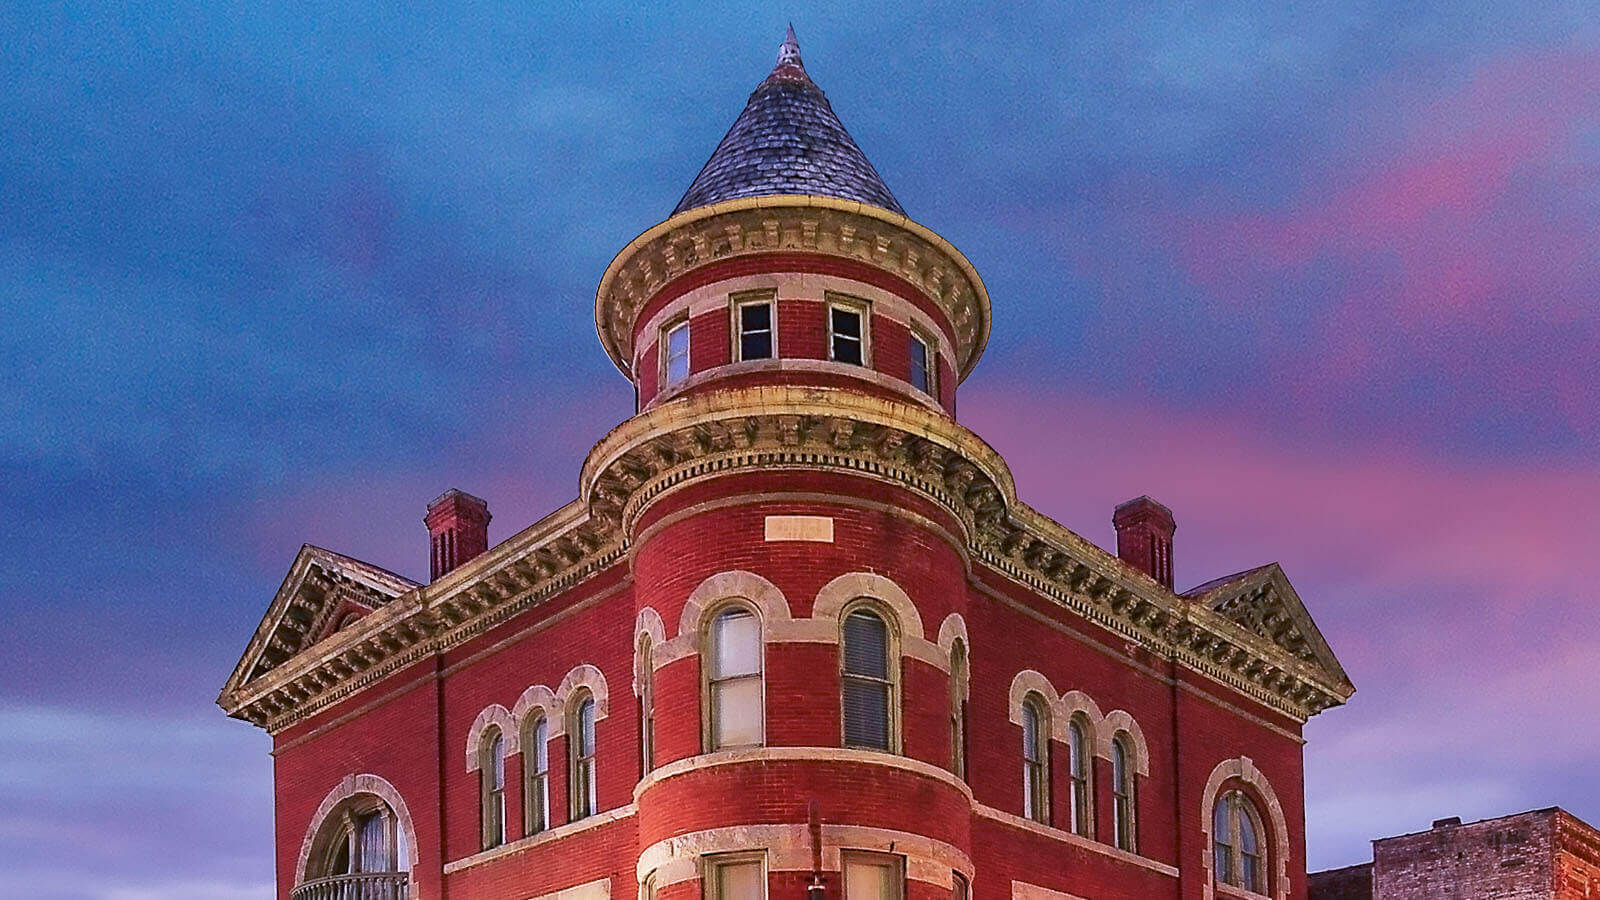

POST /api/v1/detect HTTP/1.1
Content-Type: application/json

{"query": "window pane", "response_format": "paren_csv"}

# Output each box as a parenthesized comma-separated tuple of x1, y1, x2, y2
(489, 734, 505, 787)
(1240, 806, 1259, 854)
(712, 676, 763, 747)
(844, 858, 896, 900)
(831, 308, 864, 365)
(1216, 842, 1233, 885)
(741, 302, 771, 331)
(742, 331, 772, 360)
(1021, 702, 1040, 762)
(1242, 853, 1261, 891)
(357, 814, 385, 871)
(665, 323, 690, 383)
(843, 678, 890, 749)
(832, 307, 861, 337)
(1069, 722, 1086, 775)
(909, 337, 929, 392)
(712, 609, 762, 677)
(1214, 798, 1232, 841)
(579, 699, 596, 755)
(716, 859, 763, 900)
(842, 611, 888, 678)
(532, 719, 548, 771)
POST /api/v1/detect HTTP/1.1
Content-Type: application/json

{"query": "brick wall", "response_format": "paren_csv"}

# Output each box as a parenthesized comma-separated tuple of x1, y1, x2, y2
(1372, 812, 1555, 899)
(1309, 862, 1372, 900)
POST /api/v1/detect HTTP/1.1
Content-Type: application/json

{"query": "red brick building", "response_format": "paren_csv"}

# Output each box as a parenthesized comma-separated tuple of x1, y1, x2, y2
(219, 29, 1354, 900)
(1309, 810, 1600, 900)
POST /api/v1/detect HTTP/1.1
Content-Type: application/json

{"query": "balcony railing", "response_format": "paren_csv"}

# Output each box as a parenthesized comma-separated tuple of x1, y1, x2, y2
(290, 872, 409, 900)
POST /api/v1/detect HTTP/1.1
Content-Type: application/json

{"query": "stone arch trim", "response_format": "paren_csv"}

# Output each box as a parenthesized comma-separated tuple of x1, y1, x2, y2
(938, 613, 971, 699)
(1200, 756, 1291, 900)
(678, 570, 792, 638)
(813, 572, 925, 640)
(634, 607, 667, 696)
(553, 664, 609, 737)
(1008, 669, 1060, 732)
(294, 773, 421, 897)
(511, 684, 558, 748)
(1059, 690, 1105, 741)
(1098, 710, 1151, 777)
(465, 704, 516, 772)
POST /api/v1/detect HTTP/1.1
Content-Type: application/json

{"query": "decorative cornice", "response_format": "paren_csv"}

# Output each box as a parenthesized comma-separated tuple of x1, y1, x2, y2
(594, 195, 991, 381)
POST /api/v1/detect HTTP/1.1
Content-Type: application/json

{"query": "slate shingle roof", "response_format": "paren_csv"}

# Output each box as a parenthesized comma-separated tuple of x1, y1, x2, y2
(673, 27, 905, 216)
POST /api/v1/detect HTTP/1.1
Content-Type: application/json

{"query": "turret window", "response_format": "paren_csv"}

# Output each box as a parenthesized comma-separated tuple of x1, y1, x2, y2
(706, 605, 765, 749)
(842, 851, 904, 900)
(704, 852, 766, 900)
(909, 332, 934, 394)
(663, 319, 691, 385)
(829, 300, 867, 365)
(840, 606, 895, 751)
(736, 295, 775, 360)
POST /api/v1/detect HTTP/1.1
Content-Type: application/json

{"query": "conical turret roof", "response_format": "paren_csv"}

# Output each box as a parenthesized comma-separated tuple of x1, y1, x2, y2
(673, 26, 905, 216)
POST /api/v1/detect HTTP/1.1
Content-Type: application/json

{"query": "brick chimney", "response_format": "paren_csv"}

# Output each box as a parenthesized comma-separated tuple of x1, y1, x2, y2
(425, 489, 491, 581)
(1113, 496, 1175, 589)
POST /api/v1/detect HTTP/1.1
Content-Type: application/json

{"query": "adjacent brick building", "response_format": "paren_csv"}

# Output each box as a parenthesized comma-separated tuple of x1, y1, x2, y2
(219, 28, 1354, 900)
(1309, 810, 1600, 900)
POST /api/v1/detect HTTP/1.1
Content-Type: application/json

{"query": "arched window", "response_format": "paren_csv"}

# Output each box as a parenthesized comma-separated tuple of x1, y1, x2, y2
(1021, 692, 1050, 824)
(1067, 715, 1092, 837)
(1112, 733, 1136, 851)
(569, 692, 597, 820)
(638, 634, 655, 772)
(523, 715, 548, 834)
(479, 728, 506, 849)
(1214, 790, 1266, 892)
(841, 606, 895, 751)
(949, 640, 968, 779)
(706, 605, 764, 750)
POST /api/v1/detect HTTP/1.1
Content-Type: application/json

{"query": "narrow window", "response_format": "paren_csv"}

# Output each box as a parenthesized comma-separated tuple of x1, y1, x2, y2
(706, 605, 764, 749)
(909, 332, 934, 394)
(952, 872, 969, 900)
(841, 607, 893, 751)
(737, 298, 774, 360)
(1112, 734, 1135, 851)
(829, 303, 866, 365)
(569, 694, 597, 819)
(948, 640, 967, 780)
(642, 873, 658, 900)
(842, 851, 903, 900)
(663, 319, 691, 386)
(639, 636, 655, 774)
(480, 728, 506, 849)
(705, 852, 766, 900)
(1068, 717, 1092, 837)
(1214, 791, 1266, 893)
(524, 716, 548, 834)
(1021, 693, 1050, 824)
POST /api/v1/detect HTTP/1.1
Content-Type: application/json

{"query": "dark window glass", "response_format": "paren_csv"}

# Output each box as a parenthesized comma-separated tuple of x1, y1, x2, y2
(841, 609, 891, 750)
(739, 302, 773, 360)
(909, 334, 931, 393)
(830, 307, 864, 365)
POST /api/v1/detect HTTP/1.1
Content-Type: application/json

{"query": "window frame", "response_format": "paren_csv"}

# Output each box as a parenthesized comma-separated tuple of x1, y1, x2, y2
(1020, 692, 1051, 825)
(1214, 790, 1268, 894)
(826, 294, 871, 367)
(840, 849, 905, 900)
(638, 635, 655, 774)
(702, 850, 768, 900)
(838, 601, 900, 753)
(1067, 715, 1094, 837)
(568, 692, 598, 821)
(479, 728, 506, 850)
(948, 639, 968, 780)
(908, 329, 936, 396)
(661, 316, 692, 387)
(523, 714, 549, 835)
(1111, 733, 1137, 852)
(703, 601, 767, 751)
(733, 291, 777, 362)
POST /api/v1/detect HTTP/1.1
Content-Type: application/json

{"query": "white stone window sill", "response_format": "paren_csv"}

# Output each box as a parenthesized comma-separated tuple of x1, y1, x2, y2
(1216, 882, 1271, 900)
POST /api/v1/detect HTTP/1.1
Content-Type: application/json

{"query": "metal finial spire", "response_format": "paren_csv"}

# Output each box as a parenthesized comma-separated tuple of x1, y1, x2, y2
(777, 23, 803, 68)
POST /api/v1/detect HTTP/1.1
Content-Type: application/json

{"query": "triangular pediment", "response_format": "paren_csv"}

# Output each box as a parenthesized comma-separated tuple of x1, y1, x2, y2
(1183, 563, 1352, 692)
(219, 545, 420, 701)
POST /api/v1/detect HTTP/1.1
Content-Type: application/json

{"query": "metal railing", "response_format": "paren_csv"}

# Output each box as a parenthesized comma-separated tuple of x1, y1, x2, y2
(290, 872, 409, 900)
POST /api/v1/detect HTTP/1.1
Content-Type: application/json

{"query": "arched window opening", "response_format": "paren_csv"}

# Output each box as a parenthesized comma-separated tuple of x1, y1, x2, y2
(1067, 716, 1092, 837)
(1112, 733, 1136, 851)
(523, 715, 549, 835)
(1214, 790, 1267, 893)
(301, 793, 410, 898)
(841, 606, 895, 751)
(706, 605, 764, 750)
(569, 693, 598, 820)
(1021, 692, 1050, 824)
(479, 728, 506, 850)
(949, 640, 968, 779)
(638, 635, 655, 772)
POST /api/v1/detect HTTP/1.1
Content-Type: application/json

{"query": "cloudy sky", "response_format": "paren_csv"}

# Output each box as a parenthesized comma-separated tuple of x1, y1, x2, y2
(4, 2, 1598, 897)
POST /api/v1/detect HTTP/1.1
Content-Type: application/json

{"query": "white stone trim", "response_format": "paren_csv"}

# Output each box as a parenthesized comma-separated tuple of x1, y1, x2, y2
(1098, 710, 1152, 777)
(633, 745, 974, 806)
(524, 877, 611, 900)
(936, 613, 969, 659)
(1200, 757, 1291, 900)
(813, 572, 925, 639)
(636, 822, 973, 889)
(1012, 883, 1092, 900)
(295, 773, 421, 898)
(1008, 670, 1060, 730)
(511, 684, 558, 743)
(973, 802, 1180, 878)
(552, 664, 610, 737)
(443, 804, 637, 874)
(633, 608, 666, 697)
(678, 571, 792, 636)
(465, 704, 517, 771)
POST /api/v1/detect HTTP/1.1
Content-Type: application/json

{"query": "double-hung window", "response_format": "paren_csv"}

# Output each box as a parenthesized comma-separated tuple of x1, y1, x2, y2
(736, 295, 775, 360)
(479, 729, 506, 849)
(1068, 717, 1092, 836)
(1021, 694, 1050, 824)
(842, 851, 904, 900)
(704, 852, 766, 900)
(662, 319, 691, 386)
(569, 694, 597, 820)
(909, 332, 935, 394)
(523, 716, 548, 834)
(828, 299, 867, 365)
(1214, 791, 1266, 893)
(841, 607, 894, 751)
(1112, 734, 1136, 851)
(706, 606, 764, 749)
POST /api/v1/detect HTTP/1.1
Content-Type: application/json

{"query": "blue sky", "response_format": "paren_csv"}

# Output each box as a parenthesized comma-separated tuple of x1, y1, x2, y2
(4, 2, 1599, 897)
